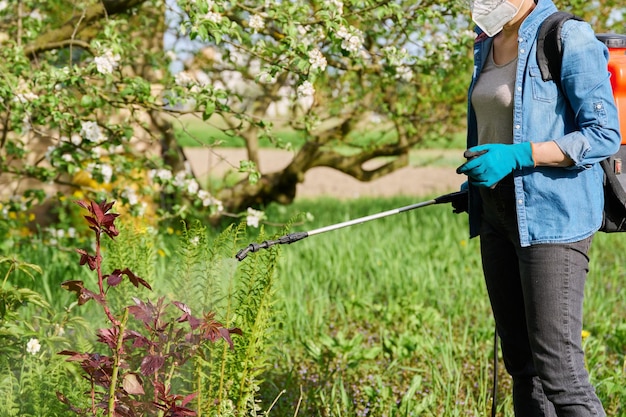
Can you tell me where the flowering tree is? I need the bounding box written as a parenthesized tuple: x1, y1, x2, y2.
(0, 0, 622, 225)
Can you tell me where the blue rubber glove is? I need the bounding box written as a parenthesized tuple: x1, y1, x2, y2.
(456, 143, 535, 188)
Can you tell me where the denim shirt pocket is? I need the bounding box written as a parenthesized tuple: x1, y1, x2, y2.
(528, 65, 559, 103)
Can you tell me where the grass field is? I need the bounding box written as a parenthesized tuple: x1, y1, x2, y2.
(4, 196, 625, 416)
(170, 114, 467, 150)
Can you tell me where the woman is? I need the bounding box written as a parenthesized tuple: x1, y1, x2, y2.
(456, 0, 622, 416)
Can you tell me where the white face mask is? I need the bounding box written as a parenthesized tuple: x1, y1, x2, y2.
(470, 0, 524, 37)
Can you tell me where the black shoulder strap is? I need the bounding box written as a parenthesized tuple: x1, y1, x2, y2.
(536, 11, 584, 83)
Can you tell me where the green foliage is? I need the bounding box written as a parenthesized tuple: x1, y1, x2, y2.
(1, 195, 625, 415)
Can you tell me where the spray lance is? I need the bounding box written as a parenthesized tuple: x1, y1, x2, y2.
(235, 189, 468, 261)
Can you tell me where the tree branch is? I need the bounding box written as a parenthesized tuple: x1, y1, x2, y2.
(24, 0, 148, 57)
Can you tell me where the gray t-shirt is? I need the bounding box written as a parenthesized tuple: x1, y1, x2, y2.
(471, 46, 517, 145)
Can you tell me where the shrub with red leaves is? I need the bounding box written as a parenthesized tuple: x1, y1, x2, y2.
(57, 200, 242, 417)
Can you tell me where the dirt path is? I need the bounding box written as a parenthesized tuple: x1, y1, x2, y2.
(184, 148, 466, 199)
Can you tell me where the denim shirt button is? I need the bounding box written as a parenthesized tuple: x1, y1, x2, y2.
(515, 124, 521, 129)
(520, 49, 525, 54)
(518, 199, 523, 205)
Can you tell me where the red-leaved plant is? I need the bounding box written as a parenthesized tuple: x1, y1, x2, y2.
(56, 200, 242, 417)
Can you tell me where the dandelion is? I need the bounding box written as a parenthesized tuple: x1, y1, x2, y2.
(26, 338, 41, 355)
(581, 330, 591, 340)
(246, 207, 265, 228)
(249, 14, 265, 31)
(308, 48, 327, 72)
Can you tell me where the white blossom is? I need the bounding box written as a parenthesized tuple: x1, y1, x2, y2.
(257, 71, 276, 84)
(45, 145, 57, 161)
(26, 338, 41, 355)
(198, 189, 212, 206)
(326, 0, 343, 15)
(249, 15, 265, 31)
(186, 179, 199, 195)
(122, 187, 139, 205)
(246, 207, 264, 228)
(173, 171, 187, 188)
(308, 49, 327, 72)
(22, 114, 32, 133)
(94, 50, 121, 75)
(0, 1, 8, 11)
(336, 25, 363, 54)
(15, 91, 38, 103)
(86, 163, 113, 184)
(396, 65, 414, 82)
(297, 81, 315, 97)
(165, 50, 178, 61)
(203, 11, 222, 23)
(80, 121, 107, 143)
(29, 10, 43, 21)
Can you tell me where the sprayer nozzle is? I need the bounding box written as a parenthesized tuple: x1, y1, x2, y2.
(235, 248, 250, 261)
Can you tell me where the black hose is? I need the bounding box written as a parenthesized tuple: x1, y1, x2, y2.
(491, 328, 499, 417)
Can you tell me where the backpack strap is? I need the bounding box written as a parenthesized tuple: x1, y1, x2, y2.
(536, 11, 583, 83)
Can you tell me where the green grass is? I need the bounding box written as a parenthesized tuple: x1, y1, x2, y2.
(3, 196, 625, 416)
(171, 115, 467, 150)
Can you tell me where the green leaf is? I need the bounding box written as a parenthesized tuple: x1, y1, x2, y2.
(202, 101, 216, 120)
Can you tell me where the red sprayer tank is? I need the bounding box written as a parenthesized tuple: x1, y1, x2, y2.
(597, 34, 626, 144)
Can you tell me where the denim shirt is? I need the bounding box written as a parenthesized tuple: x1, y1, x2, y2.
(467, 0, 622, 247)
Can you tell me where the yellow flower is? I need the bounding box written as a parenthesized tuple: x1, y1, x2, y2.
(8, 211, 16, 220)
(581, 330, 591, 340)
(157, 249, 166, 257)
(28, 213, 35, 221)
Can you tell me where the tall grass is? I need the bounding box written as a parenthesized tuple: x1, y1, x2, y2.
(253, 196, 626, 416)
(2, 195, 625, 416)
